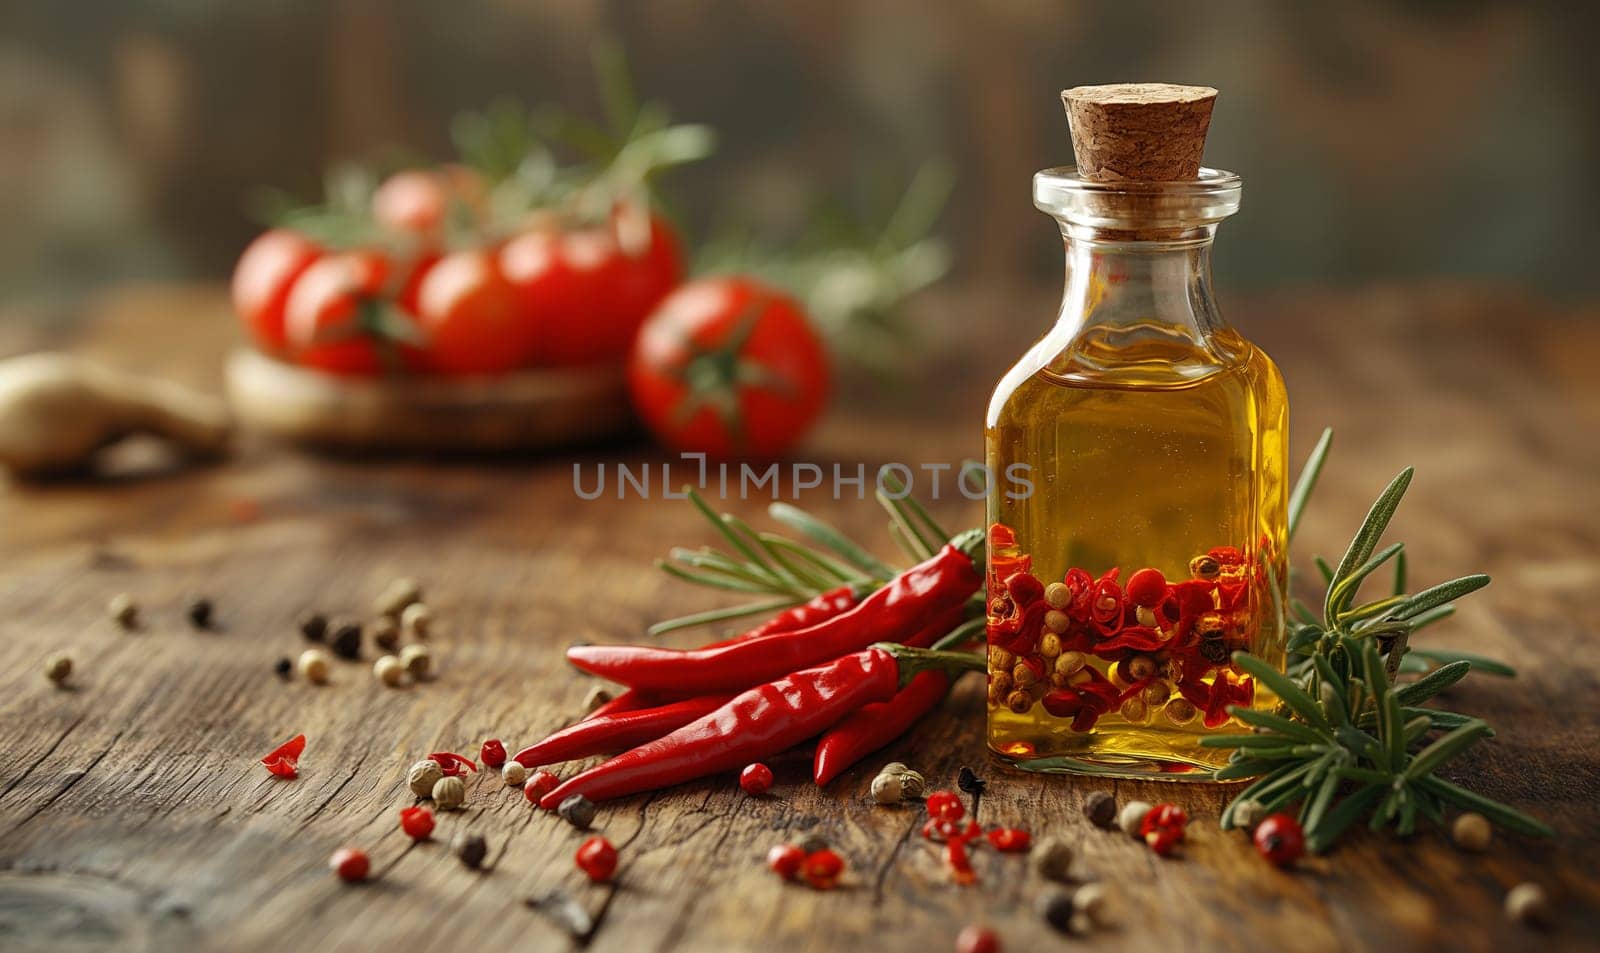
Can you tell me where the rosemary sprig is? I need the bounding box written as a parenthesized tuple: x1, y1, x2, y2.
(649, 466, 973, 636)
(1211, 428, 1551, 849)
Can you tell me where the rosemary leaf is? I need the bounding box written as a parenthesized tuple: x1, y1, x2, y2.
(1233, 653, 1330, 731)
(1287, 427, 1333, 543)
(1226, 706, 1328, 745)
(646, 596, 803, 636)
(1394, 659, 1472, 705)
(1330, 467, 1413, 599)
(1392, 574, 1491, 622)
(655, 560, 780, 594)
(767, 503, 897, 578)
(1403, 719, 1492, 782)
(1407, 648, 1516, 678)
(1306, 784, 1384, 852)
(1416, 775, 1554, 838)
(1328, 542, 1405, 620)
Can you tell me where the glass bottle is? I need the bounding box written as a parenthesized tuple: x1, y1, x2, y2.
(983, 158, 1288, 778)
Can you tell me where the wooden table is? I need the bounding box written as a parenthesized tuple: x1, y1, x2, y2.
(1, 283, 1596, 952)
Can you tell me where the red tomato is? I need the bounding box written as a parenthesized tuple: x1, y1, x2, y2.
(500, 209, 683, 367)
(232, 229, 321, 353)
(372, 165, 487, 238)
(413, 248, 535, 375)
(283, 251, 395, 376)
(628, 277, 828, 458)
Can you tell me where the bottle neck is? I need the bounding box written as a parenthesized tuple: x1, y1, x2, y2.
(1041, 223, 1242, 381)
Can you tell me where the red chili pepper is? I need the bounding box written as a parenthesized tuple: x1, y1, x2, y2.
(540, 646, 981, 808)
(720, 584, 863, 644)
(583, 689, 654, 722)
(811, 606, 967, 785)
(261, 733, 305, 779)
(565, 539, 982, 696)
(513, 694, 734, 768)
(428, 751, 477, 776)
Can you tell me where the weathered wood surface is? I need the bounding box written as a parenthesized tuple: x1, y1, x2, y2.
(0, 283, 1596, 953)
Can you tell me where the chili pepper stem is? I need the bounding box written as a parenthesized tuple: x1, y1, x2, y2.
(877, 643, 986, 688)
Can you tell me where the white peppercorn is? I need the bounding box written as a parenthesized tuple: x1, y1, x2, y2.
(1073, 882, 1111, 928)
(432, 774, 466, 810)
(108, 593, 138, 629)
(44, 653, 73, 684)
(870, 772, 903, 804)
(399, 644, 432, 679)
(400, 602, 432, 640)
(880, 762, 907, 775)
(407, 759, 443, 797)
(1451, 812, 1492, 852)
(1117, 801, 1153, 838)
(1232, 798, 1267, 831)
(297, 648, 331, 684)
(375, 577, 421, 618)
(371, 615, 400, 653)
(1030, 836, 1074, 882)
(897, 770, 926, 798)
(502, 761, 528, 787)
(373, 655, 405, 687)
(1505, 882, 1552, 927)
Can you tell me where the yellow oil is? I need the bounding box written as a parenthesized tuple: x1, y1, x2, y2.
(985, 322, 1288, 777)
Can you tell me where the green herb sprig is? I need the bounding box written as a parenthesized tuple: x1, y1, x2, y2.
(648, 465, 971, 636)
(1209, 428, 1552, 850)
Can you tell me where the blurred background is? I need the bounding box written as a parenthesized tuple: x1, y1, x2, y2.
(3, 0, 1599, 320)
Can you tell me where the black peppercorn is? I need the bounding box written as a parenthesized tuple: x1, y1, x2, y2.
(273, 657, 292, 679)
(329, 623, 362, 660)
(1199, 636, 1228, 664)
(1084, 790, 1117, 829)
(1036, 890, 1078, 934)
(454, 833, 489, 870)
(299, 613, 328, 643)
(558, 794, 596, 830)
(957, 766, 987, 796)
(187, 598, 214, 630)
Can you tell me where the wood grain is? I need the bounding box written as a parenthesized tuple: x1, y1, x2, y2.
(0, 282, 1596, 952)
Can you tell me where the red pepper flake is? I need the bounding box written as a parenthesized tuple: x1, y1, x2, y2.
(766, 843, 805, 880)
(946, 838, 977, 885)
(428, 751, 478, 776)
(329, 847, 369, 882)
(261, 733, 306, 779)
(926, 790, 965, 823)
(1125, 567, 1167, 608)
(1141, 803, 1188, 855)
(479, 739, 506, 770)
(399, 805, 435, 841)
(801, 848, 845, 889)
(956, 925, 1001, 953)
(986, 827, 1031, 853)
(575, 836, 619, 882)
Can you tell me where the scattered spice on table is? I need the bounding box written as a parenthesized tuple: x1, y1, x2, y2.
(372, 616, 400, 653)
(108, 593, 138, 629)
(432, 775, 466, 810)
(428, 751, 477, 777)
(1253, 814, 1304, 867)
(1030, 837, 1073, 882)
(1140, 803, 1187, 856)
(528, 889, 595, 940)
(1073, 883, 1112, 929)
(767, 843, 806, 879)
(400, 644, 432, 679)
(299, 613, 327, 643)
(44, 653, 72, 685)
(801, 848, 845, 889)
(329, 622, 362, 660)
(502, 761, 528, 787)
(373, 655, 404, 687)
(1451, 812, 1491, 852)
(297, 649, 331, 684)
(273, 656, 292, 679)
(399, 806, 434, 840)
(330, 847, 369, 883)
(739, 763, 773, 795)
(480, 739, 507, 770)
(1505, 883, 1552, 928)
(1037, 890, 1077, 934)
(986, 827, 1030, 853)
(956, 925, 1001, 953)
(454, 832, 489, 870)
(186, 598, 214, 630)
(557, 794, 596, 829)
(1117, 801, 1152, 838)
(575, 836, 618, 882)
(408, 759, 444, 797)
(375, 578, 421, 618)
(401, 602, 432, 640)
(261, 733, 306, 779)
(1083, 791, 1117, 829)
(524, 770, 559, 803)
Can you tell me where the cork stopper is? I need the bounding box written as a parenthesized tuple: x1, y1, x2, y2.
(1062, 84, 1217, 182)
